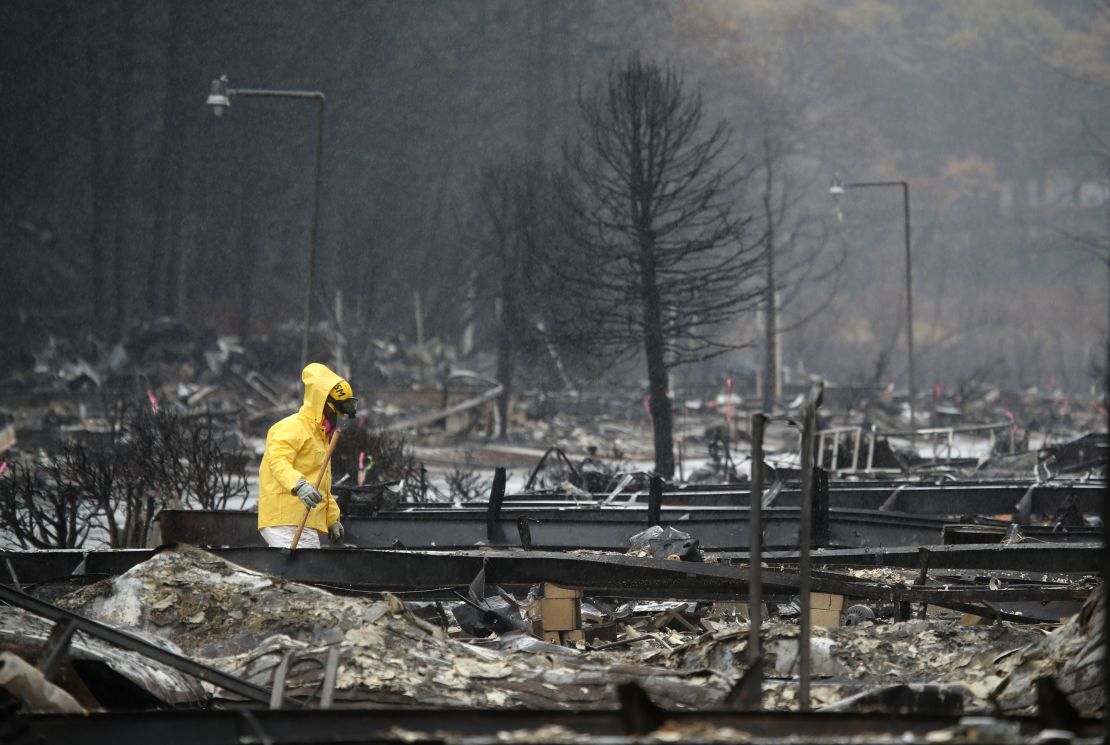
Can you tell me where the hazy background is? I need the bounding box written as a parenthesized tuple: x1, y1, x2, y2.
(2, 0, 1107, 395)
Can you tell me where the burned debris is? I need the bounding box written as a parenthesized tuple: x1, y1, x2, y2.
(6, 0, 1110, 740)
(0, 323, 1106, 744)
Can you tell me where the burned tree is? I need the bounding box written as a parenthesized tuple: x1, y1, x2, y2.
(557, 58, 761, 477)
(469, 161, 557, 439)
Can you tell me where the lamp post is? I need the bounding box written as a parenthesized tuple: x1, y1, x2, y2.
(830, 175, 916, 427)
(207, 75, 325, 370)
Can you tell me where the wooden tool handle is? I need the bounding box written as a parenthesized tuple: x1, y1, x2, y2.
(289, 429, 341, 551)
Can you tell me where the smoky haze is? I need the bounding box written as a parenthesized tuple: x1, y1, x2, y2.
(1, 0, 1107, 395)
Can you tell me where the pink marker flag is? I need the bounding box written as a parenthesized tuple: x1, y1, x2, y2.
(146, 389, 160, 413)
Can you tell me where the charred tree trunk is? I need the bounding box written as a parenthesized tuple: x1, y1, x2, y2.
(639, 252, 675, 478)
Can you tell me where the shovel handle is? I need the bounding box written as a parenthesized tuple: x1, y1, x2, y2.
(289, 430, 341, 551)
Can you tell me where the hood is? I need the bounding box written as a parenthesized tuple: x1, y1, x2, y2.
(300, 363, 347, 426)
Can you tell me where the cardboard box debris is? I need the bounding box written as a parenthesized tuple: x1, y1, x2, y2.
(811, 592, 845, 611)
(960, 613, 991, 626)
(811, 592, 844, 628)
(543, 582, 583, 599)
(539, 597, 581, 632)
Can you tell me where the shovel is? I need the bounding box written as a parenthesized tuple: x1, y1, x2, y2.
(283, 429, 341, 554)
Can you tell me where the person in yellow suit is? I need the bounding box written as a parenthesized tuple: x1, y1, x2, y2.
(258, 363, 356, 548)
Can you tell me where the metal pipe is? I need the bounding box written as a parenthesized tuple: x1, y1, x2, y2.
(301, 95, 325, 370)
(797, 380, 823, 711)
(867, 425, 876, 472)
(748, 413, 766, 668)
(833, 180, 914, 427)
(208, 80, 326, 371)
(851, 427, 862, 471)
(901, 181, 915, 429)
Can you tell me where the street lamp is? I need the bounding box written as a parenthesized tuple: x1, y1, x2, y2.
(830, 174, 917, 427)
(207, 75, 326, 370)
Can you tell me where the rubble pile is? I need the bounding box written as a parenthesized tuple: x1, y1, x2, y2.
(0, 325, 1105, 740)
(990, 587, 1105, 715)
(603, 611, 1056, 712)
(52, 546, 1105, 717)
(58, 546, 727, 709)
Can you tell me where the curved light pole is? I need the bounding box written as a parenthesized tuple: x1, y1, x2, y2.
(207, 75, 325, 370)
(830, 175, 916, 427)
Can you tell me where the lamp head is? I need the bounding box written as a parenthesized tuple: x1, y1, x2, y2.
(206, 75, 230, 117)
(829, 174, 845, 222)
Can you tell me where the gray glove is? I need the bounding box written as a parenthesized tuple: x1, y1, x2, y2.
(293, 478, 322, 509)
(328, 521, 345, 544)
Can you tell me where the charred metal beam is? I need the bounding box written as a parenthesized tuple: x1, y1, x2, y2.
(159, 507, 1099, 551)
(21, 701, 1105, 744)
(812, 467, 830, 547)
(491, 480, 1105, 517)
(647, 475, 662, 527)
(487, 467, 506, 543)
(750, 542, 1104, 573)
(37, 618, 77, 682)
(1, 542, 1101, 596)
(24, 546, 1082, 611)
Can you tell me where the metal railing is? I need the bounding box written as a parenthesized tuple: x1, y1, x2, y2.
(816, 421, 1017, 473)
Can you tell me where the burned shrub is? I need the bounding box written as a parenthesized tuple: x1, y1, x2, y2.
(444, 453, 493, 502)
(127, 408, 249, 510)
(333, 423, 425, 501)
(0, 456, 95, 549)
(0, 404, 249, 548)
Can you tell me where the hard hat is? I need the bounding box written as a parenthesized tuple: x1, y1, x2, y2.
(328, 379, 358, 418)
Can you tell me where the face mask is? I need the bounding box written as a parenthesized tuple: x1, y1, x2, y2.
(328, 396, 357, 418)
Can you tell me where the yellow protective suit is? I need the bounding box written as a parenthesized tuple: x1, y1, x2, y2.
(257, 363, 346, 534)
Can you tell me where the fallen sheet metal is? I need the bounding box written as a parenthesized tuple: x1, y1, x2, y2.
(0, 606, 207, 708)
(0, 579, 274, 706)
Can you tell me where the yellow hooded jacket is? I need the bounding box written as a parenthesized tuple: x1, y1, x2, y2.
(257, 363, 344, 533)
